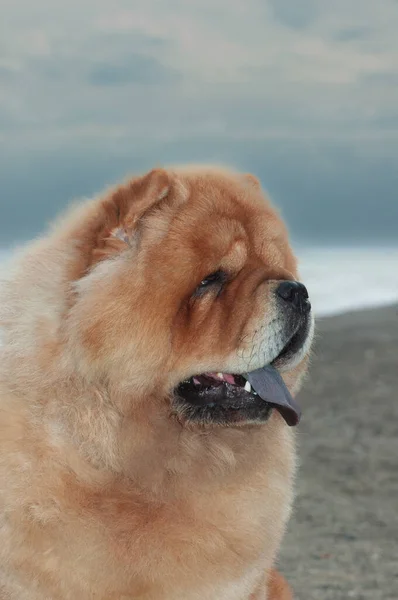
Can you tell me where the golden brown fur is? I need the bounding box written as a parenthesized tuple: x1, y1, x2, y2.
(0, 166, 312, 598)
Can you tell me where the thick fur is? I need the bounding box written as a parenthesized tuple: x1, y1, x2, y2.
(0, 166, 312, 599)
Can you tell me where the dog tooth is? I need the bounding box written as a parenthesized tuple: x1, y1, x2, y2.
(244, 381, 251, 392)
(217, 373, 224, 379)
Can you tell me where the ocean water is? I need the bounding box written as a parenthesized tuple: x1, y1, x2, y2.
(0, 246, 397, 318)
(296, 246, 398, 317)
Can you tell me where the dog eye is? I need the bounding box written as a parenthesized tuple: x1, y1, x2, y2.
(194, 270, 227, 296)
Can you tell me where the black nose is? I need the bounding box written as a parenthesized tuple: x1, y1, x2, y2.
(276, 281, 311, 313)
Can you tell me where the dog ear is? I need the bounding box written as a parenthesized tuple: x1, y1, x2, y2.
(242, 173, 261, 190)
(91, 168, 170, 264)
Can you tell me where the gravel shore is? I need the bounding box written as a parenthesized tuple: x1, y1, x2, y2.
(280, 304, 398, 600)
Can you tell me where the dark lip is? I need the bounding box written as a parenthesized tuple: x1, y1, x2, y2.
(176, 376, 251, 407)
(173, 379, 274, 426)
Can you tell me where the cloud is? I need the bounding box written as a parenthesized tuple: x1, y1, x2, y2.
(0, 65, 15, 82)
(0, 0, 397, 244)
(363, 71, 398, 87)
(333, 27, 372, 42)
(268, 0, 317, 29)
(87, 54, 181, 87)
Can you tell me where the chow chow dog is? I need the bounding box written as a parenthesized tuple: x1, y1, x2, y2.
(0, 165, 314, 599)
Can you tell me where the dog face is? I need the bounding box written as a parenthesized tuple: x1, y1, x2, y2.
(65, 166, 314, 427)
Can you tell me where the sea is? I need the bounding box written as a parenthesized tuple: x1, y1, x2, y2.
(1, 245, 397, 318)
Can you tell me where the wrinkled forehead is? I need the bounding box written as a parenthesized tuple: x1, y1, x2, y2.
(145, 169, 296, 275)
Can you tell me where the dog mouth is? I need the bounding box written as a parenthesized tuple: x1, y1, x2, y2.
(174, 317, 311, 427)
(176, 367, 300, 426)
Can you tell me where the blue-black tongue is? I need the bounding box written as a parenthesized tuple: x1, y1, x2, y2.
(244, 365, 301, 427)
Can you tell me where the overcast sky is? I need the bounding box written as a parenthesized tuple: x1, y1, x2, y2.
(1, 0, 397, 246)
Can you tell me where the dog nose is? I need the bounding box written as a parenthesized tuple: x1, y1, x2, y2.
(276, 281, 311, 313)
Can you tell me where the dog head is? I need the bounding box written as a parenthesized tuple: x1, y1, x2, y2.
(58, 166, 314, 427)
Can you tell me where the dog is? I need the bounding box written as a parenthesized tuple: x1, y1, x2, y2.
(0, 165, 314, 599)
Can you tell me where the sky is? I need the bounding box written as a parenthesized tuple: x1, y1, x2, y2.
(1, 0, 397, 246)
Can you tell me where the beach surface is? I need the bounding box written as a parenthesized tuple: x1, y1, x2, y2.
(280, 304, 398, 600)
